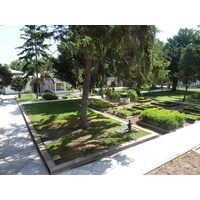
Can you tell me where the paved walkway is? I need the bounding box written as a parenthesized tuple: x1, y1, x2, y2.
(0, 95, 49, 175)
(57, 122, 200, 175)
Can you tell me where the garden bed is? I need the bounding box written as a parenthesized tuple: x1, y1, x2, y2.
(107, 107, 141, 118)
(151, 100, 180, 107)
(132, 104, 162, 110)
(137, 97, 152, 103)
(183, 105, 200, 113)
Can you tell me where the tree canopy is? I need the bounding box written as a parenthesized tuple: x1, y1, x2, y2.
(165, 28, 199, 91)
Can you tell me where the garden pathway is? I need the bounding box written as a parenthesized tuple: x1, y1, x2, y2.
(0, 95, 49, 175)
(57, 116, 200, 175)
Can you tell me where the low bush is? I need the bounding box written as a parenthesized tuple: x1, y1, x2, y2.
(105, 89, 120, 102)
(127, 90, 138, 102)
(183, 105, 200, 112)
(137, 97, 151, 102)
(132, 104, 162, 110)
(89, 99, 114, 108)
(139, 109, 185, 130)
(179, 111, 200, 121)
(42, 93, 58, 100)
(151, 101, 180, 107)
(110, 107, 141, 118)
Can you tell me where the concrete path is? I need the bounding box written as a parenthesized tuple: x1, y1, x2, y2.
(0, 95, 49, 175)
(57, 121, 200, 175)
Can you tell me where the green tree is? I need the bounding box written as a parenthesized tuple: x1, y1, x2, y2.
(9, 60, 26, 71)
(178, 44, 200, 101)
(10, 76, 27, 98)
(53, 25, 156, 128)
(16, 25, 51, 98)
(149, 39, 170, 89)
(0, 64, 13, 88)
(165, 28, 199, 91)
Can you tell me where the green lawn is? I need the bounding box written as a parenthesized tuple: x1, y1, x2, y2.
(142, 89, 200, 105)
(18, 93, 41, 102)
(23, 99, 151, 164)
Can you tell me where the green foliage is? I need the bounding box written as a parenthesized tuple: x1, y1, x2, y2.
(10, 76, 27, 98)
(137, 97, 151, 102)
(183, 105, 200, 112)
(151, 100, 180, 107)
(112, 107, 141, 118)
(132, 104, 162, 110)
(0, 64, 13, 88)
(127, 90, 138, 102)
(89, 98, 114, 108)
(42, 93, 58, 100)
(165, 28, 199, 91)
(139, 109, 185, 130)
(105, 89, 120, 102)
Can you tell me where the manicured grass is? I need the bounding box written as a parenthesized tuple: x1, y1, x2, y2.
(18, 93, 41, 102)
(142, 89, 200, 104)
(23, 99, 151, 164)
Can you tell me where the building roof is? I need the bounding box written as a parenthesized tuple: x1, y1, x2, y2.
(9, 69, 24, 75)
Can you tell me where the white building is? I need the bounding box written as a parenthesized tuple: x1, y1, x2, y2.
(0, 69, 69, 95)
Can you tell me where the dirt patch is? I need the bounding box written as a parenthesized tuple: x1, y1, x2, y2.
(146, 149, 200, 175)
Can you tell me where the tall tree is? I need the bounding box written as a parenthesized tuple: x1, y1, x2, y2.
(0, 64, 13, 88)
(165, 28, 199, 91)
(16, 25, 52, 98)
(178, 44, 200, 101)
(53, 25, 156, 128)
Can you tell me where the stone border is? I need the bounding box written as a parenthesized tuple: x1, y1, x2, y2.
(16, 97, 159, 175)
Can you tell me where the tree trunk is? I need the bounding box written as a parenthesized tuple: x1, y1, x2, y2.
(79, 59, 92, 129)
(171, 78, 178, 92)
(183, 84, 190, 102)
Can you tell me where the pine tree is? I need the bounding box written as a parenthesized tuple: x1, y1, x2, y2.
(16, 25, 51, 98)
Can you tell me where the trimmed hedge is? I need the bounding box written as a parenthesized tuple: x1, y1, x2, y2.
(183, 105, 200, 112)
(139, 109, 185, 130)
(132, 104, 162, 110)
(151, 101, 180, 107)
(89, 99, 114, 108)
(179, 111, 200, 122)
(42, 93, 58, 100)
(137, 97, 151, 102)
(108, 107, 141, 118)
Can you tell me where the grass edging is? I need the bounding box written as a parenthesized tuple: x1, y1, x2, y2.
(17, 98, 159, 175)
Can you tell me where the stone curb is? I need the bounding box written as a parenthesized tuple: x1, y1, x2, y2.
(17, 97, 159, 175)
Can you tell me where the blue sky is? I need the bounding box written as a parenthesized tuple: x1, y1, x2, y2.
(0, 25, 198, 65)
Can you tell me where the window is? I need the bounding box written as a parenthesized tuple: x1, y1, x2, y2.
(56, 83, 65, 91)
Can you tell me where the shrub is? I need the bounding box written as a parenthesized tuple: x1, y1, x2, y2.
(105, 89, 120, 102)
(151, 101, 180, 107)
(42, 93, 58, 100)
(127, 90, 138, 102)
(139, 109, 185, 130)
(137, 97, 151, 102)
(183, 105, 200, 112)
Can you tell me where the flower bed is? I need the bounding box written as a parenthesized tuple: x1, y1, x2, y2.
(137, 97, 152, 102)
(132, 104, 162, 110)
(151, 100, 180, 107)
(139, 109, 185, 130)
(183, 105, 200, 112)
